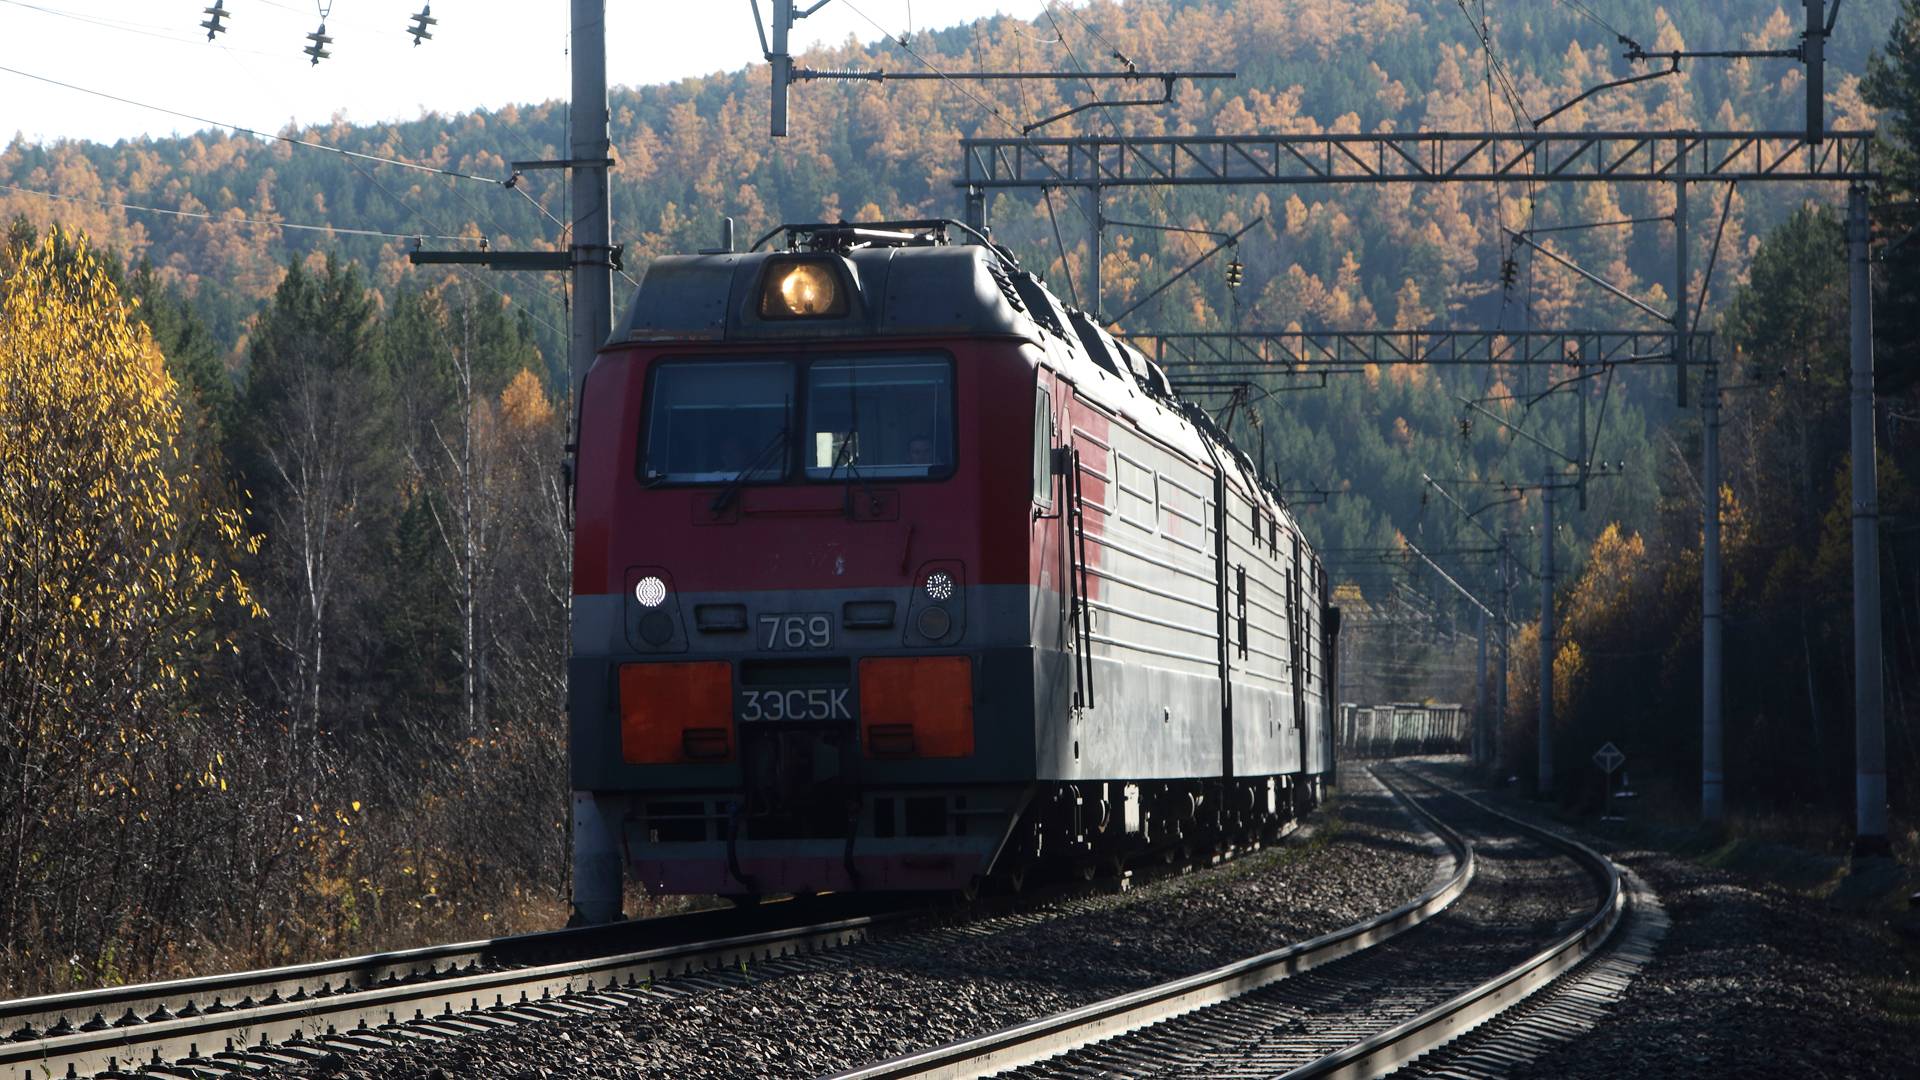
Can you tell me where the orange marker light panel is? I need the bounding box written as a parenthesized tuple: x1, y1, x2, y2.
(619, 661, 733, 763)
(859, 657, 974, 758)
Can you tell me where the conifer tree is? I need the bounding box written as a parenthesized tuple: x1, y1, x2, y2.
(240, 254, 386, 745)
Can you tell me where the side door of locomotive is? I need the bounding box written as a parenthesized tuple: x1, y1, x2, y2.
(1032, 365, 1116, 777)
(1055, 377, 1108, 719)
(1029, 366, 1070, 654)
(1028, 364, 1083, 782)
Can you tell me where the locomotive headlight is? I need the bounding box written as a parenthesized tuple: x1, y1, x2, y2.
(634, 575, 669, 608)
(760, 259, 847, 318)
(924, 571, 955, 602)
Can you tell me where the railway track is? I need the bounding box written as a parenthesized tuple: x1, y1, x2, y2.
(7, 767, 1598, 1079)
(832, 765, 1625, 1079)
(2, 815, 1311, 1079)
(1, 895, 911, 1080)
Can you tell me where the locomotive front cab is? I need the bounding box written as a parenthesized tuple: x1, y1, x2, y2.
(632, 345, 968, 822)
(571, 227, 1047, 899)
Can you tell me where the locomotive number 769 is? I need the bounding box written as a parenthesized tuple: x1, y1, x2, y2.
(759, 613, 832, 650)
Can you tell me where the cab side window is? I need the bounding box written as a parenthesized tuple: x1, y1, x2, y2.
(1033, 386, 1054, 506)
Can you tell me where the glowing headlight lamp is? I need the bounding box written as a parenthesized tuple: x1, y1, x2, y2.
(759, 258, 848, 319)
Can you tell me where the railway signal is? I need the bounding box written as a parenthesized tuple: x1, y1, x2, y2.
(1593, 742, 1627, 820)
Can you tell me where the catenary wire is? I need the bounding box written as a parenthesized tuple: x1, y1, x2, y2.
(1039, 1, 1178, 303)
(1, 173, 572, 343)
(1041, 185, 1081, 308)
(836, 0, 1026, 135)
(329, 150, 571, 342)
(1549, 0, 1633, 43)
(187, 10, 573, 333)
(0, 181, 482, 243)
(1450, 1, 1533, 129)
(1049, 0, 1132, 65)
(0, 62, 511, 185)
(0, 0, 272, 52)
(1042, 1, 1127, 136)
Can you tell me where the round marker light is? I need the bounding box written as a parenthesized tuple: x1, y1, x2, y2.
(634, 575, 669, 608)
(924, 571, 955, 602)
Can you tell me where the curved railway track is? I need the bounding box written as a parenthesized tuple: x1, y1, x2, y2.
(832, 765, 1624, 1080)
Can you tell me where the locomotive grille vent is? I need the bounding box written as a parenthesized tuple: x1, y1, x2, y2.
(988, 264, 1026, 313)
(1006, 270, 1072, 345)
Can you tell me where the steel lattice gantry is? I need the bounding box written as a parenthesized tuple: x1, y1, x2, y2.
(958, 129, 1875, 195)
(1120, 328, 1713, 371)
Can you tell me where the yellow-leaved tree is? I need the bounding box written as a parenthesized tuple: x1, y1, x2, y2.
(0, 229, 260, 988)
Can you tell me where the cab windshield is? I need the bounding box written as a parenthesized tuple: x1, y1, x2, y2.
(642, 361, 790, 484)
(640, 354, 953, 485)
(805, 357, 952, 480)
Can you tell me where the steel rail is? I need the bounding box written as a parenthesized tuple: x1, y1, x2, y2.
(826, 767, 1476, 1080)
(3, 909, 889, 1080)
(1, 926, 588, 1043)
(0, 894, 896, 1045)
(1278, 770, 1625, 1080)
(4, 823, 1323, 1079)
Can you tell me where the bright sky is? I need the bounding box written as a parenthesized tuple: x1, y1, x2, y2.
(0, 1, 1028, 145)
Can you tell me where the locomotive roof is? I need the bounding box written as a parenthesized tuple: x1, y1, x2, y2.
(617, 243, 1046, 347)
(613, 226, 1312, 555)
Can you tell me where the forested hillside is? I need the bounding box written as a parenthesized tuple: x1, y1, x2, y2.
(0, 1, 1897, 569)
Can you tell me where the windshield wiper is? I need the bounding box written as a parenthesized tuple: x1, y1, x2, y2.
(824, 422, 888, 520)
(709, 426, 787, 514)
(710, 399, 791, 514)
(824, 370, 885, 520)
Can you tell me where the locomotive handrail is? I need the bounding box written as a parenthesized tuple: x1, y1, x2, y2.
(1068, 446, 1096, 709)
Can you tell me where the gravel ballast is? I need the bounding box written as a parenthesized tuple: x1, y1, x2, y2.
(1413, 758, 1920, 1079)
(1006, 775, 1604, 1077)
(271, 771, 1436, 1079)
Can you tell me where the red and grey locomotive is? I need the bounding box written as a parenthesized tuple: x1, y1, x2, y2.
(567, 220, 1336, 915)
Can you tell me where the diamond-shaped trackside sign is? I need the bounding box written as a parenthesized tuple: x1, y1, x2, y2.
(1593, 742, 1626, 774)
